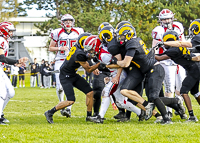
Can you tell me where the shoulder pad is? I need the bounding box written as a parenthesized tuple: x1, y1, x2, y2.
(49, 28, 63, 42)
(173, 21, 184, 34)
(152, 26, 165, 40)
(107, 38, 120, 56)
(72, 27, 84, 35)
(125, 38, 141, 50)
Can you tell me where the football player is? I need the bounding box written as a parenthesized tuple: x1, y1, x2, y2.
(0, 22, 28, 125)
(95, 25, 144, 123)
(107, 24, 187, 124)
(44, 33, 102, 124)
(91, 22, 112, 117)
(155, 30, 200, 122)
(49, 14, 84, 118)
(152, 9, 186, 118)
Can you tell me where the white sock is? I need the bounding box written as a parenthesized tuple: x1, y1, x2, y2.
(99, 96, 110, 118)
(2, 97, 10, 112)
(0, 98, 4, 118)
(125, 101, 141, 116)
(56, 90, 64, 102)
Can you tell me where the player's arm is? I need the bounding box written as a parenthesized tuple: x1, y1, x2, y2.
(152, 39, 160, 54)
(0, 47, 28, 65)
(155, 54, 171, 61)
(106, 54, 122, 69)
(78, 61, 100, 73)
(49, 39, 69, 52)
(163, 41, 192, 48)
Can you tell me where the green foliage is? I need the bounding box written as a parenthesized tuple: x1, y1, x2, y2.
(23, 0, 200, 47)
(1, 73, 200, 142)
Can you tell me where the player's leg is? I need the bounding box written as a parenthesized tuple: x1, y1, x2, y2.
(2, 71, 15, 123)
(161, 64, 176, 118)
(145, 64, 172, 124)
(180, 74, 199, 122)
(92, 73, 108, 116)
(191, 81, 200, 105)
(44, 75, 76, 124)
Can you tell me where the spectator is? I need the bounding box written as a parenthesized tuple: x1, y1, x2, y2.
(4, 64, 11, 79)
(50, 60, 56, 88)
(40, 59, 45, 88)
(43, 62, 52, 89)
(29, 58, 40, 87)
(11, 65, 19, 88)
(19, 65, 26, 88)
(30, 64, 37, 87)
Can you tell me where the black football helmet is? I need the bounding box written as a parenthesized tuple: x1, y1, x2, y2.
(163, 30, 179, 42)
(77, 32, 92, 49)
(116, 25, 136, 43)
(98, 22, 112, 33)
(189, 19, 200, 37)
(99, 25, 115, 44)
(115, 21, 132, 30)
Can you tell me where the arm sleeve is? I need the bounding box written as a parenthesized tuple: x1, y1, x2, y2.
(0, 55, 18, 65)
(125, 49, 136, 57)
(76, 53, 87, 61)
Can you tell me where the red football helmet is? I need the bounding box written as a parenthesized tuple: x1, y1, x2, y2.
(61, 14, 75, 30)
(83, 35, 101, 53)
(158, 9, 174, 29)
(0, 22, 16, 38)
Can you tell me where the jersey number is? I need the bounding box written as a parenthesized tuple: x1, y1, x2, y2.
(139, 40, 149, 55)
(179, 47, 190, 55)
(59, 40, 77, 55)
(66, 46, 76, 60)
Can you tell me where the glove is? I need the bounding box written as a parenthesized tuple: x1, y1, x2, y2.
(99, 63, 106, 70)
(155, 42, 164, 49)
(92, 56, 100, 63)
(183, 54, 192, 60)
(110, 57, 118, 64)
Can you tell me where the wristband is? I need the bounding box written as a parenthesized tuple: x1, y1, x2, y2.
(58, 47, 61, 51)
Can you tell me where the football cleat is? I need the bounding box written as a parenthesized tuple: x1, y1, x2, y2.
(60, 109, 71, 118)
(117, 117, 130, 122)
(86, 115, 103, 123)
(160, 119, 173, 125)
(113, 112, 126, 119)
(44, 111, 54, 124)
(1, 115, 9, 123)
(167, 111, 173, 119)
(154, 116, 163, 123)
(138, 109, 146, 121)
(145, 103, 155, 120)
(185, 116, 198, 122)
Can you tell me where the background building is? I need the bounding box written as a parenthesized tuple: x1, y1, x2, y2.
(8, 17, 55, 63)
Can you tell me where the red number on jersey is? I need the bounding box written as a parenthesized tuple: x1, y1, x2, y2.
(153, 32, 157, 39)
(70, 40, 77, 48)
(1, 42, 4, 48)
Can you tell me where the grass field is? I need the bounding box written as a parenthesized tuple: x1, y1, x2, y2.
(1, 72, 200, 143)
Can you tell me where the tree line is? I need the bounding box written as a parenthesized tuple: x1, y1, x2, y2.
(1, 0, 200, 47)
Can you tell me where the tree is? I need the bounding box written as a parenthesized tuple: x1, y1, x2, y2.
(24, 0, 113, 35)
(0, 0, 26, 22)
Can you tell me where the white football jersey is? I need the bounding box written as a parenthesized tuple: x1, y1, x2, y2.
(152, 21, 184, 65)
(0, 37, 9, 68)
(99, 44, 117, 76)
(50, 27, 84, 60)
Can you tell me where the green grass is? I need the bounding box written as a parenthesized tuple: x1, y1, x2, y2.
(1, 72, 200, 143)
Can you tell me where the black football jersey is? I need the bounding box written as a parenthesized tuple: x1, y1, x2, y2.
(124, 38, 157, 74)
(60, 45, 87, 76)
(107, 38, 121, 56)
(163, 47, 196, 70)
